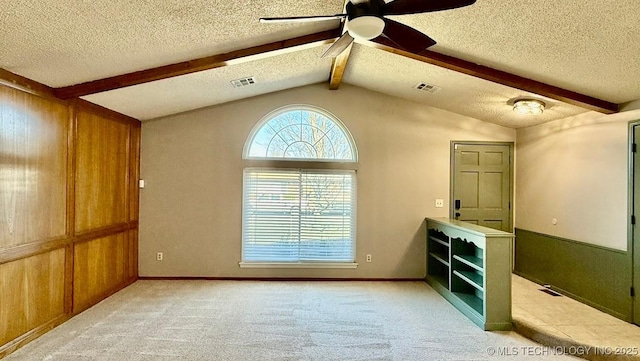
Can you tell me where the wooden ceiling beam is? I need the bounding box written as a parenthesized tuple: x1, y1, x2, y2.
(48, 24, 619, 114)
(0, 68, 57, 99)
(327, 0, 353, 90)
(328, 44, 353, 90)
(364, 38, 619, 114)
(54, 28, 342, 99)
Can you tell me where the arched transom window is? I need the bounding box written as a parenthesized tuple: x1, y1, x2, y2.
(241, 105, 358, 267)
(245, 106, 357, 161)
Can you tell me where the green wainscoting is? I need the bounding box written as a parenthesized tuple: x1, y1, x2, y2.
(514, 228, 632, 321)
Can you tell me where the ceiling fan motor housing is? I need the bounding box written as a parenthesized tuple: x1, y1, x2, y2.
(346, 0, 386, 20)
(262, 0, 477, 56)
(346, 0, 386, 40)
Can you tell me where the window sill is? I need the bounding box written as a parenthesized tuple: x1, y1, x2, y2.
(238, 262, 359, 269)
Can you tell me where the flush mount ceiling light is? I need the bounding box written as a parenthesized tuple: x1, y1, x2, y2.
(513, 99, 546, 115)
(347, 16, 385, 40)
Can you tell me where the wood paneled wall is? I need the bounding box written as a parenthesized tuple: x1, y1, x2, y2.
(0, 76, 140, 358)
(0, 86, 68, 248)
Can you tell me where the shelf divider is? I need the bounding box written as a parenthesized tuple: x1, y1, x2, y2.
(429, 236, 449, 248)
(453, 270, 483, 291)
(453, 254, 483, 272)
(429, 252, 449, 267)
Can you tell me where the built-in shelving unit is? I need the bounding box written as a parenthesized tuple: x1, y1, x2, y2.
(425, 217, 514, 331)
(427, 230, 450, 289)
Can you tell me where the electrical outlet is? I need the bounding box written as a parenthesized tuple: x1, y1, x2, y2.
(366, 254, 372, 263)
(156, 252, 163, 261)
(435, 199, 444, 208)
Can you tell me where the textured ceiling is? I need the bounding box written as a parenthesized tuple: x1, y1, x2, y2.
(343, 45, 588, 128)
(83, 47, 333, 120)
(2, 0, 640, 128)
(392, 0, 640, 104)
(0, 0, 342, 86)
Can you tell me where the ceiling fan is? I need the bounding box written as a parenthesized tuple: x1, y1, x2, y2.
(260, 0, 476, 58)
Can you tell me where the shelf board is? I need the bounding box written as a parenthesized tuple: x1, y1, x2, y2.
(429, 252, 449, 267)
(453, 270, 484, 291)
(453, 254, 483, 272)
(429, 236, 449, 248)
(428, 274, 449, 289)
(453, 292, 484, 316)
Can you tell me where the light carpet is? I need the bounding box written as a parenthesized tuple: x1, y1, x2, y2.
(5, 280, 581, 360)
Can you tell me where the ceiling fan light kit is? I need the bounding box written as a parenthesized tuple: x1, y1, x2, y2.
(347, 16, 385, 40)
(513, 99, 545, 115)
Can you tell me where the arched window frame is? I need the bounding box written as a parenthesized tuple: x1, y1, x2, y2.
(240, 105, 359, 268)
(243, 104, 358, 170)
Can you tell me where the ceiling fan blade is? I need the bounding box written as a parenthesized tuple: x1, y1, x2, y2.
(321, 32, 355, 58)
(259, 14, 346, 23)
(382, 18, 436, 53)
(384, 0, 476, 15)
(372, 34, 404, 49)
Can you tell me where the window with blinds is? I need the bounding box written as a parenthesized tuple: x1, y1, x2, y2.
(241, 105, 358, 265)
(243, 169, 356, 262)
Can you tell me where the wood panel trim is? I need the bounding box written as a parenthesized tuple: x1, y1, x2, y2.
(123, 232, 130, 286)
(0, 222, 139, 265)
(0, 68, 57, 100)
(72, 277, 136, 315)
(129, 126, 141, 222)
(0, 280, 134, 358)
(121, 124, 133, 281)
(0, 236, 70, 265)
(64, 101, 77, 315)
(125, 125, 141, 281)
(364, 38, 619, 114)
(123, 128, 132, 222)
(0, 69, 142, 126)
(67, 102, 77, 239)
(0, 314, 68, 359)
(53, 29, 342, 99)
(72, 98, 140, 125)
(131, 236, 139, 282)
(72, 222, 139, 245)
(63, 245, 74, 315)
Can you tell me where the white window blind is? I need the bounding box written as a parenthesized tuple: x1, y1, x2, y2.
(242, 168, 355, 262)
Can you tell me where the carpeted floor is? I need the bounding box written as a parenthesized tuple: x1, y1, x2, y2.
(5, 280, 581, 360)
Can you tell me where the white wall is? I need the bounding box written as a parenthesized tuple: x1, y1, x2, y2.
(138, 83, 515, 277)
(516, 109, 640, 250)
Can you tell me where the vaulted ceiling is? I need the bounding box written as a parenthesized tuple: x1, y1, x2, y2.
(2, 0, 639, 128)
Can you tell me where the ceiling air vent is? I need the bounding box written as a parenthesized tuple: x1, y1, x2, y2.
(415, 82, 441, 93)
(231, 77, 256, 88)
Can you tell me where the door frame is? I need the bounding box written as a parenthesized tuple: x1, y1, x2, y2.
(628, 120, 640, 325)
(450, 141, 515, 232)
